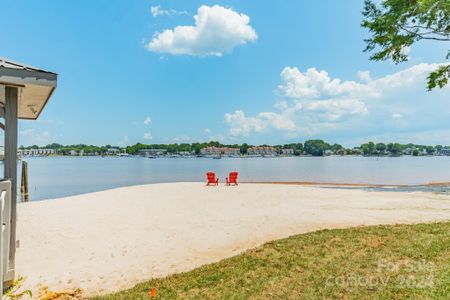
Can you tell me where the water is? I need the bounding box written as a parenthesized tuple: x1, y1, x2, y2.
(11, 156, 450, 201)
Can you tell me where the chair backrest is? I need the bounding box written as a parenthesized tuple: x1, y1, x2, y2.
(207, 172, 216, 180)
(229, 172, 238, 180)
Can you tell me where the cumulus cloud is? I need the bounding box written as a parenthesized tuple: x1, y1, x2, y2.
(143, 132, 153, 140)
(147, 5, 257, 57)
(172, 135, 193, 142)
(151, 6, 187, 17)
(357, 70, 372, 82)
(19, 129, 53, 145)
(224, 110, 265, 137)
(225, 63, 443, 138)
(144, 116, 152, 126)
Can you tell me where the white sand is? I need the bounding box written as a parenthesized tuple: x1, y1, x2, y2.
(15, 182, 450, 296)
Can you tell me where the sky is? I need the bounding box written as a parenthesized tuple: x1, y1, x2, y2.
(1, 0, 449, 147)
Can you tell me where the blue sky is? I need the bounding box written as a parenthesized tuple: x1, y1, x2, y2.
(1, 0, 449, 147)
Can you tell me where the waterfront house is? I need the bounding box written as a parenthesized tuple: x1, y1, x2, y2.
(281, 148, 294, 156)
(138, 149, 167, 157)
(247, 146, 278, 156)
(68, 150, 78, 156)
(107, 148, 120, 156)
(200, 146, 240, 157)
(352, 148, 362, 155)
(336, 148, 346, 156)
(324, 150, 333, 156)
(438, 148, 450, 156)
(403, 148, 413, 155)
(20, 148, 56, 156)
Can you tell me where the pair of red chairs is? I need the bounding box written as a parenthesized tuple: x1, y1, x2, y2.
(206, 172, 238, 186)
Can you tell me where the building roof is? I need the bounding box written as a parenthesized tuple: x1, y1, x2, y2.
(0, 57, 57, 120)
(0, 57, 57, 74)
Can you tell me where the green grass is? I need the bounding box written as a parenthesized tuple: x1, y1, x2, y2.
(92, 222, 450, 300)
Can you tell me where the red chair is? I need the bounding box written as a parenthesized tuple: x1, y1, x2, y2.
(206, 172, 219, 186)
(226, 172, 238, 186)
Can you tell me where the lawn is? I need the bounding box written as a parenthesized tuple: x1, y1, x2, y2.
(92, 222, 450, 299)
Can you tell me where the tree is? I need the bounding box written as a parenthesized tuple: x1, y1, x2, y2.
(376, 142, 387, 153)
(362, 0, 450, 90)
(361, 143, 370, 155)
(391, 143, 403, 155)
(304, 140, 330, 156)
(368, 141, 375, 155)
(331, 143, 343, 152)
(240, 143, 250, 155)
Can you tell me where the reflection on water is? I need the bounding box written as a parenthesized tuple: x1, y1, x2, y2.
(10, 155, 450, 201)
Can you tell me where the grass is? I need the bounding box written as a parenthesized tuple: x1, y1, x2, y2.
(92, 222, 450, 300)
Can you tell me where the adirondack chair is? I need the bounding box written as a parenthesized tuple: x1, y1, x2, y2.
(226, 172, 238, 186)
(206, 172, 219, 186)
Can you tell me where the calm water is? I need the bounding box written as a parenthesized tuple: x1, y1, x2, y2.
(8, 156, 450, 201)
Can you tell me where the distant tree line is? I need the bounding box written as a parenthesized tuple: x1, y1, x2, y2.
(19, 140, 448, 157)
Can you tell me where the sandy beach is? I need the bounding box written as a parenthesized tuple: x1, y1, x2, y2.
(15, 182, 450, 297)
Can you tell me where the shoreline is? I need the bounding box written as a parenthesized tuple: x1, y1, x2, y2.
(31, 181, 450, 203)
(245, 181, 450, 188)
(16, 182, 450, 296)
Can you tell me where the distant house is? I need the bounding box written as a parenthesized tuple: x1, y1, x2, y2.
(138, 149, 167, 157)
(403, 148, 413, 155)
(21, 148, 56, 156)
(247, 146, 278, 156)
(281, 148, 294, 156)
(336, 148, 346, 156)
(324, 150, 333, 156)
(68, 150, 78, 156)
(200, 147, 240, 157)
(352, 148, 362, 155)
(438, 148, 450, 156)
(107, 148, 120, 156)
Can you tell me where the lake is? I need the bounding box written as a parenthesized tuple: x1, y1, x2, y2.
(8, 156, 450, 201)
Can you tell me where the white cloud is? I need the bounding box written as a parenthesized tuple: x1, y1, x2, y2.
(258, 112, 297, 131)
(144, 116, 152, 126)
(302, 99, 368, 121)
(147, 5, 257, 57)
(172, 135, 193, 142)
(19, 129, 36, 137)
(225, 63, 444, 138)
(204, 128, 211, 133)
(357, 70, 372, 82)
(19, 129, 53, 145)
(277, 63, 439, 100)
(151, 6, 187, 17)
(143, 132, 153, 140)
(224, 110, 264, 137)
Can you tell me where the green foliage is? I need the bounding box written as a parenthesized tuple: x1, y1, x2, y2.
(240, 143, 250, 155)
(2, 277, 32, 300)
(20, 141, 447, 157)
(376, 142, 387, 153)
(428, 63, 450, 89)
(304, 139, 331, 156)
(93, 222, 450, 300)
(282, 143, 304, 155)
(362, 0, 450, 89)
